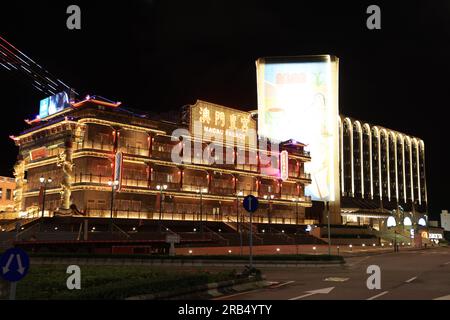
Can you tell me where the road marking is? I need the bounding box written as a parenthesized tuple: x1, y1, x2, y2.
(405, 276, 417, 283)
(212, 289, 261, 300)
(289, 287, 335, 300)
(324, 277, 349, 282)
(270, 280, 295, 288)
(444, 262, 450, 265)
(347, 256, 371, 267)
(434, 295, 450, 300)
(367, 291, 389, 300)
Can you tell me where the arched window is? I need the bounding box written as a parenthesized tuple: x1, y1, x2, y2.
(371, 128, 380, 199)
(419, 142, 426, 204)
(404, 139, 412, 201)
(353, 122, 362, 197)
(389, 133, 397, 201)
(397, 136, 405, 203)
(343, 120, 352, 196)
(363, 125, 371, 198)
(380, 131, 389, 198)
(412, 141, 419, 201)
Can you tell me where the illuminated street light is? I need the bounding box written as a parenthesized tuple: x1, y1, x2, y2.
(196, 188, 208, 233)
(156, 184, 168, 231)
(108, 180, 119, 234)
(236, 190, 244, 256)
(39, 176, 52, 231)
(264, 194, 275, 232)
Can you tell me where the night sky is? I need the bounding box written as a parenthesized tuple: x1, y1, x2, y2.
(1, 1, 448, 220)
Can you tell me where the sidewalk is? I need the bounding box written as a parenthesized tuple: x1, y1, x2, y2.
(176, 243, 434, 257)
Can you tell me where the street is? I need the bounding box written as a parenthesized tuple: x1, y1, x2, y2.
(215, 247, 450, 300)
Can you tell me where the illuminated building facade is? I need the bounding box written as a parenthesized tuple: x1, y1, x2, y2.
(0, 176, 15, 212)
(10, 98, 316, 227)
(338, 116, 428, 229)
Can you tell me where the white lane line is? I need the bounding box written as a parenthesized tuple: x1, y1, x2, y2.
(367, 291, 389, 300)
(405, 276, 418, 283)
(434, 294, 450, 300)
(212, 289, 260, 300)
(289, 287, 335, 300)
(324, 277, 349, 282)
(270, 280, 295, 288)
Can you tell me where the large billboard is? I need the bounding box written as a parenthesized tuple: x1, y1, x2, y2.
(39, 91, 69, 118)
(256, 55, 339, 201)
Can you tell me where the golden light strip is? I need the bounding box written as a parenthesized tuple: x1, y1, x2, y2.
(26, 149, 310, 185)
(68, 184, 312, 206)
(15, 120, 79, 140)
(77, 118, 166, 135)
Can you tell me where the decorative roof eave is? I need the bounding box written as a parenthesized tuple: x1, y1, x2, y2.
(72, 98, 122, 109)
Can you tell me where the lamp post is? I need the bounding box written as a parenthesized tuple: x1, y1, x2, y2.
(236, 191, 244, 255)
(292, 197, 300, 255)
(263, 194, 274, 232)
(326, 201, 331, 256)
(156, 184, 168, 232)
(39, 176, 52, 232)
(196, 188, 208, 233)
(108, 180, 119, 234)
(387, 216, 398, 252)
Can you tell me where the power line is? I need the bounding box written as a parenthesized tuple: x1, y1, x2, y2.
(0, 35, 78, 97)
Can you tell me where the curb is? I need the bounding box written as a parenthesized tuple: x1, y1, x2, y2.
(126, 279, 271, 300)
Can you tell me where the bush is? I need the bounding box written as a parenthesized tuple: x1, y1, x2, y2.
(16, 265, 241, 300)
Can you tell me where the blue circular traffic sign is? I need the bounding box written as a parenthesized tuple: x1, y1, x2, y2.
(0, 247, 30, 282)
(243, 195, 259, 213)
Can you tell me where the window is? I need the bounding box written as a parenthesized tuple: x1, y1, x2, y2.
(6, 189, 12, 200)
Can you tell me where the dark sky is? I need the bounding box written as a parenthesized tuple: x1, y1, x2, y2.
(1, 0, 448, 219)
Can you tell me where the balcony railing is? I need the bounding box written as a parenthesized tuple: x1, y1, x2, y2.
(71, 173, 311, 202)
(76, 209, 315, 225)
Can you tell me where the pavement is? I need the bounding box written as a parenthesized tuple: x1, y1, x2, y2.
(214, 246, 450, 300)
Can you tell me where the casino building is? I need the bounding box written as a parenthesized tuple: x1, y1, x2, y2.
(9, 96, 428, 234)
(10, 98, 316, 230)
(338, 116, 428, 230)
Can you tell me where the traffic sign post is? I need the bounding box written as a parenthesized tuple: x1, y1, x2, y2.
(0, 247, 30, 300)
(243, 195, 259, 270)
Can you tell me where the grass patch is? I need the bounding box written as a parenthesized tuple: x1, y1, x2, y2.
(15, 265, 242, 300)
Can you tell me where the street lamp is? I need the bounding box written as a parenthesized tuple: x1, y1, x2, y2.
(156, 184, 168, 232)
(292, 197, 300, 255)
(196, 188, 208, 233)
(39, 176, 52, 232)
(236, 191, 244, 255)
(108, 180, 119, 234)
(387, 215, 398, 252)
(263, 194, 275, 232)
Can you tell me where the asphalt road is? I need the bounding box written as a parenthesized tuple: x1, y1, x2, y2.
(215, 247, 450, 300)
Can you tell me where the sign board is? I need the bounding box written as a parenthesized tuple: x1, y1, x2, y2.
(190, 100, 257, 148)
(428, 233, 443, 240)
(29, 147, 48, 161)
(39, 91, 69, 118)
(280, 150, 289, 181)
(0, 248, 30, 282)
(114, 151, 123, 191)
(166, 234, 181, 243)
(243, 195, 259, 213)
(256, 55, 339, 201)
